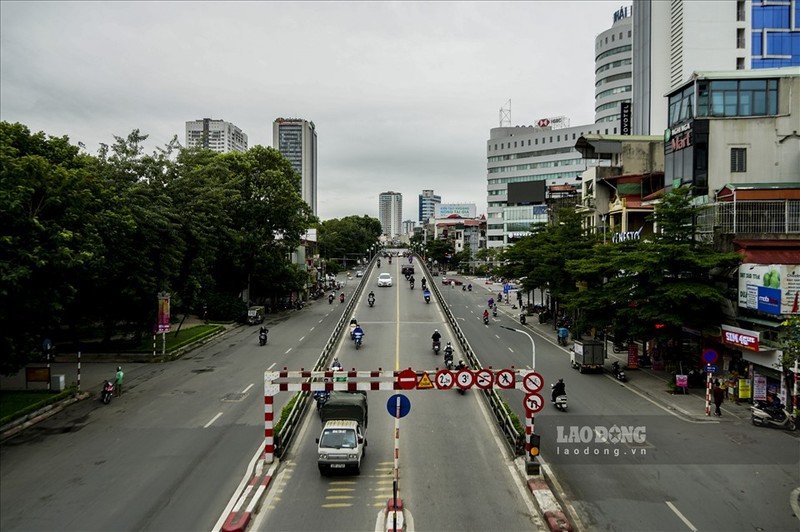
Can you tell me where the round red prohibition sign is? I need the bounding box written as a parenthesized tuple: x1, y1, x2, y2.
(474, 369, 494, 389)
(456, 369, 474, 389)
(522, 372, 544, 393)
(495, 369, 515, 389)
(525, 393, 544, 414)
(397, 368, 417, 390)
(435, 369, 454, 389)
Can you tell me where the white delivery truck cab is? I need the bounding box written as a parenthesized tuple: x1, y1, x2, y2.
(317, 392, 368, 475)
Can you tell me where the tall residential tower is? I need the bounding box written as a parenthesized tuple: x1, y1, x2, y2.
(273, 118, 318, 216)
(378, 192, 403, 238)
(185, 118, 248, 153)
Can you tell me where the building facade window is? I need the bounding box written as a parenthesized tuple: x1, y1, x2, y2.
(731, 147, 747, 172)
(737, 28, 746, 49)
(695, 78, 779, 119)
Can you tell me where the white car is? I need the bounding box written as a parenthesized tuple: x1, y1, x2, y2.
(355, 270, 364, 277)
(377, 273, 393, 287)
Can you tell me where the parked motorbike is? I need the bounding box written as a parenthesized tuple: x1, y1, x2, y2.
(432, 340, 441, 355)
(751, 401, 796, 430)
(611, 361, 627, 382)
(551, 384, 568, 411)
(519, 313, 527, 325)
(100, 380, 114, 404)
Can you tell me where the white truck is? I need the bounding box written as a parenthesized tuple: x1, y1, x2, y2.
(570, 339, 606, 373)
(317, 391, 368, 475)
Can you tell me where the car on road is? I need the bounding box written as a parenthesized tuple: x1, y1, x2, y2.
(355, 270, 364, 277)
(377, 273, 393, 287)
(441, 277, 463, 286)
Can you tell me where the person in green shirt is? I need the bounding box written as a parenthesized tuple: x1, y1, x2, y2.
(115, 366, 124, 397)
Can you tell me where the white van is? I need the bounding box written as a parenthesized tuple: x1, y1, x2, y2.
(317, 420, 366, 475)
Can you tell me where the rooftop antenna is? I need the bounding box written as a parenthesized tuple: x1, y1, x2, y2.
(499, 99, 511, 127)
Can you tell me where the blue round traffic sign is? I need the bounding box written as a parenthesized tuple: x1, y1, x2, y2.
(387, 394, 411, 418)
(702, 349, 718, 364)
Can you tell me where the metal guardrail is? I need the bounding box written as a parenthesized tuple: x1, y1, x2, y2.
(275, 261, 373, 458)
(421, 257, 524, 457)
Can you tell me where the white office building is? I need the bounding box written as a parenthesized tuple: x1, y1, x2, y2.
(595, 6, 633, 126)
(379, 191, 403, 238)
(273, 118, 318, 216)
(185, 118, 248, 153)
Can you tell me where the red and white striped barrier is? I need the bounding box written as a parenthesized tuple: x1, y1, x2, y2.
(527, 479, 573, 532)
(221, 474, 272, 532)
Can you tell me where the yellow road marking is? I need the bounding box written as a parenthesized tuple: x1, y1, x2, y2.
(328, 488, 355, 492)
(325, 495, 354, 500)
(321, 503, 353, 508)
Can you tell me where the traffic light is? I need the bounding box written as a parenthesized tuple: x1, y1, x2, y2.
(529, 434, 541, 457)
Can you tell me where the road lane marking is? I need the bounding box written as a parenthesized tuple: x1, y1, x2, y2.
(267, 362, 276, 370)
(310, 326, 315, 331)
(285, 348, 292, 354)
(508, 347, 514, 353)
(241, 383, 254, 394)
(299, 336, 305, 342)
(203, 412, 223, 428)
(666, 501, 698, 531)
(319, 319, 324, 323)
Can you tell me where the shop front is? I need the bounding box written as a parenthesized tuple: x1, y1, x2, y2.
(720, 324, 786, 404)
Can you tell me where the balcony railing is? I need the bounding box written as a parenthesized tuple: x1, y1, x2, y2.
(696, 199, 800, 235)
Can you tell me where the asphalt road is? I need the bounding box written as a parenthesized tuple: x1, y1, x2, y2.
(0, 277, 351, 532)
(446, 279, 800, 532)
(251, 260, 541, 531)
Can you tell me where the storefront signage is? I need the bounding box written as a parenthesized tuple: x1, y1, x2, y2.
(664, 122, 693, 152)
(753, 374, 767, 401)
(738, 264, 800, 315)
(721, 324, 760, 351)
(738, 379, 751, 399)
(611, 226, 643, 244)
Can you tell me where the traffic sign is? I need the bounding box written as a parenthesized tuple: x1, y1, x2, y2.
(456, 369, 474, 389)
(397, 368, 417, 390)
(522, 372, 544, 393)
(387, 394, 411, 418)
(474, 369, 494, 389)
(524, 393, 544, 414)
(702, 349, 718, 364)
(496, 369, 515, 389)
(417, 372, 434, 389)
(705, 365, 718, 374)
(435, 370, 454, 389)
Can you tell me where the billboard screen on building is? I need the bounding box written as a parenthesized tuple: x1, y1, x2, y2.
(507, 181, 546, 205)
(738, 264, 800, 315)
(435, 203, 476, 218)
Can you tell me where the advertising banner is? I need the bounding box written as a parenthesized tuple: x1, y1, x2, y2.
(157, 293, 171, 333)
(738, 379, 751, 399)
(721, 324, 760, 352)
(738, 264, 800, 315)
(753, 374, 767, 401)
(627, 344, 639, 369)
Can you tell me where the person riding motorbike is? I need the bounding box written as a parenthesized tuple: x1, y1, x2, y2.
(328, 292, 335, 304)
(431, 329, 442, 345)
(330, 357, 343, 371)
(444, 342, 454, 361)
(483, 309, 490, 321)
(421, 278, 427, 290)
(259, 326, 268, 345)
(368, 291, 376, 305)
(377, 259, 381, 267)
(551, 378, 566, 403)
(349, 317, 359, 338)
(467, 283, 472, 291)
(492, 305, 498, 317)
(488, 297, 495, 308)
(352, 324, 365, 345)
(455, 359, 466, 371)
(339, 292, 345, 303)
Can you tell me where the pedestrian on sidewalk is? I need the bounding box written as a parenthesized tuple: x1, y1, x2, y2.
(712, 381, 725, 416)
(115, 366, 124, 397)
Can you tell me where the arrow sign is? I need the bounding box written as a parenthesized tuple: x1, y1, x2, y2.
(522, 371, 544, 393)
(496, 369, 515, 389)
(475, 369, 494, 389)
(524, 393, 544, 414)
(387, 394, 411, 418)
(435, 370, 454, 389)
(397, 368, 417, 390)
(456, 369, 474, 389)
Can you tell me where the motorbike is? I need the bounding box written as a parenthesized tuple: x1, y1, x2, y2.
(339, 293, 345, 303)
(259, 330, 268, 346)
(409, 280, 415, 289)
(353, 331, 364, 350)
(519, 313, 527, 325)
(368, 296, 375, 307)
(483, 314, 489, 325)
(551, 384, 568, 411)
(432, 340, 441, 354)
(100, 380, 114, 404)
(462, 285, 466, 291)
(611, 361, 627, 382)
(314, 391, 330, 414)
(377, 260, 381, 267)
(751, 401, 796, 430)
(444, 351, 454, 370)
(467, 284, 472, 291)
(492, 306, 497, 317)
(423, 290, 431, 303)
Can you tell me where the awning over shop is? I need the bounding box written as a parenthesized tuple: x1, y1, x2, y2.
(742, 349, 781, 370)
(734, 239, 800, 264)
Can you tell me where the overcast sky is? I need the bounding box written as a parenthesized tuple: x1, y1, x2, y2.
(1, 1, 626, 222)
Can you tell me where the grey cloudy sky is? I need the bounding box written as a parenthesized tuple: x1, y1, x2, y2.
(1, 1, 625, 221)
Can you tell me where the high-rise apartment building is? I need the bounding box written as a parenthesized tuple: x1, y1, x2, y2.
(185, 118, 248, 153)
(752, 0, 800, 68)
(273, 118, 318, 216)
(378, 192, 403, 238)
(595, 6, 633, 125)
(418, 190, 441, 223)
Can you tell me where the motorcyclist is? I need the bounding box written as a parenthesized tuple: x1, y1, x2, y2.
(377, 259, 381, 267)
(368, 291, 375, 303)
(444, 342, 454, 360)
(349, 317, 359, 337)
(328, 292, 335, 303)
(431, 329, 442, 345)
(339, 292, 345, 303)
(467, 283, 472, 291)
(492, 305, 498, 317)
(558, 326, 569, 345)
(259, 326, 268, 345)
(455, 359, 467, 371)
(352, 323, 365, 343)
(488, 297, 495, 308)
(551, 378, 566, 403)
(483, 309, 490, 321)
(421, 278, 427, 290)
(330, 357, 343, 370)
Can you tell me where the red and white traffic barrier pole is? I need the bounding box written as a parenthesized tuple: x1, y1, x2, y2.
(264, 382, 276, 463)
(705, 365, 712, 416)
(77, 350, 81, 391)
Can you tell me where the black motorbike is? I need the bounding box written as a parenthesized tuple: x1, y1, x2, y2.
(259, 330, 268, 346)
(611, 361, 627, 381)
(368, 296, 375, 307)
(432, 340, 441, 355)
(409, 280, 414, 289)
(328, 294, 334, 304)
(519, 313, 527, 325)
